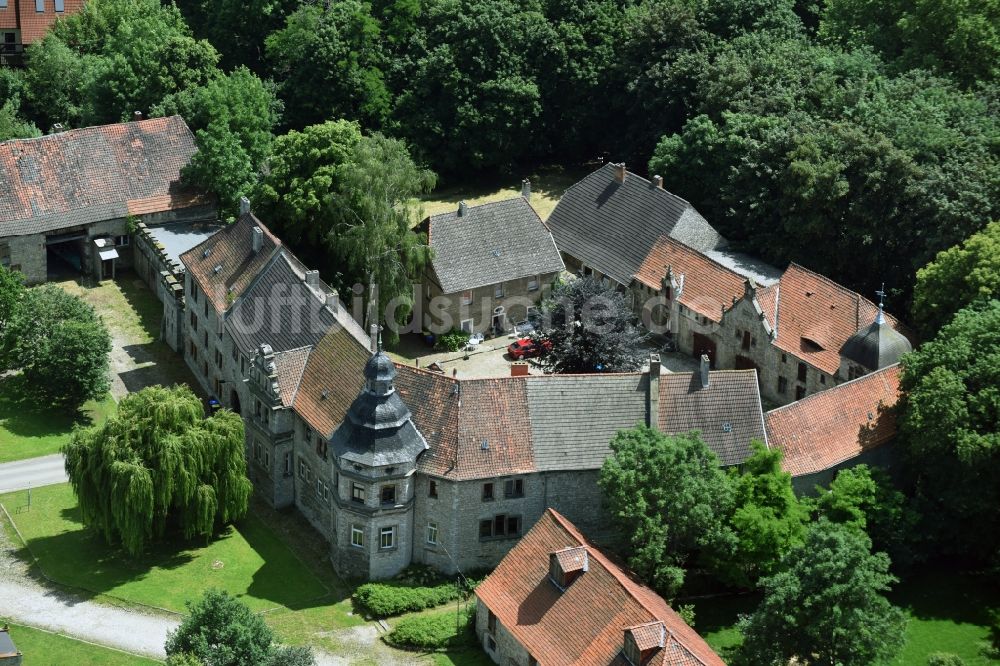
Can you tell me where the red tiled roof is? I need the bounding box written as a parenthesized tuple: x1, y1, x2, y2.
(636, 235, 745, 323)
(765, 364, 901, 476)
(770, 264, 903, 375)
(0, 116, 205, 238)
(291, 325, 371, 438)
(1, 0, 86, 43)
(272, 347, 311, 408)
(179, 214, 281, 314)
(476, 509, 726, 666)
(630, 622, 667, 651)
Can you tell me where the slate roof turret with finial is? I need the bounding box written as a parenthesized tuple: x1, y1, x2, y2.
(841, 284, 913, 370)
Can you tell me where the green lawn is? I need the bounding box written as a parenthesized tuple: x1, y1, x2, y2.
(0, 375, 116, 464)
(690, 571, 1000, 664)
(0, 483, 326, 613)
(0, 621, 160, 665)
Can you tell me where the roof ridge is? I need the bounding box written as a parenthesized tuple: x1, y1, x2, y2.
(0, 115, 186, 147)
(545, 509, 712, 666)
(428, 195, 528, 221)
(765, 363, 901, 416)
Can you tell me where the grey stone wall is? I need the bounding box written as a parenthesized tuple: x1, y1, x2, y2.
(181, 273, 227, 399)
(421, 272, 558, 334)
(476, 597, 530, 666)
(0, 233, 46, 284)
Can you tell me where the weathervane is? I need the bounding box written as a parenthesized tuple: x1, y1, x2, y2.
(875, 283, 886, 325)
(377, 325, 384, 353)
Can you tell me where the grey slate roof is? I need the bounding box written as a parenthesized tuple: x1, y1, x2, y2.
(526, 373, 649, 472)
(0, 116, 205, 237)
(841, 317, 913, 370)
(658, 370, 767, 466)
(146, 221, 225, 267)
(226, 250, 338, 354)
(428, 197, 564, 293)
(547, 164, 727, 286)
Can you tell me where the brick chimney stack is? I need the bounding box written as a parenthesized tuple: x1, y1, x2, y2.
(648, 353, 660, 430)
(700, 354, 710, 389)
(652, 175, 664, 189)
(521, 179, 531, 201)
(251, 226, 263, 254)
(458, 201, 468, 217)
(614, 163, 626, 183)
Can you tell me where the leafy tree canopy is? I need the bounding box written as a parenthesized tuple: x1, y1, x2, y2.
(154, 67, 282, 216)
(266, 2, 390, 130)
(0, 97, 41, 142)
(63, 385, 251, 557)
(898, 300, 1000, 564)
(736, 519, 907, 666)
(1, 285, 110, 407)
(819, 0, 1000, 86)
(912, 221, 1000, 338)
(166, 589, 315, 666)
(537, 276, 645, 374)
(599, 427, 736, 596)
(0, 265, 26, 339)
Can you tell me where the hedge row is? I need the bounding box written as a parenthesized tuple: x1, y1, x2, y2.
(354, 581, 463, 617)
(384, 608, 476, 650)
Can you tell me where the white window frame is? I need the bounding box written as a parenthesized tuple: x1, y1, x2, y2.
(494, 283, 504, 299)
(351, 525, 364, 548)
(427, 522, 438, 545)
(298, 459, 306, 480)
(460, 318, 473, 334)
(527, 275, 539, 292)
(460, 290, 473, 306)
(54, 0, 64, 11)
(379, 526, 396, 550)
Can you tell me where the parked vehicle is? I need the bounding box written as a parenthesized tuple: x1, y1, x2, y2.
(507, 337, 552, 360)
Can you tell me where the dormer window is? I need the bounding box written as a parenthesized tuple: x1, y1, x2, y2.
(623, 622, 666, 665)
(548, 546, 588, 590)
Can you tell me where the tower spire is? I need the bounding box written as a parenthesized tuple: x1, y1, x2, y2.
(875, 283, 886, 325)
(377, 325, 383, 353)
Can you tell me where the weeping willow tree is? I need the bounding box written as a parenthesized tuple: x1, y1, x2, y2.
(63, 385, 252, 557)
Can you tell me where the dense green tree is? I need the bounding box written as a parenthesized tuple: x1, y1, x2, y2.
(253, 120, 364, 249)
(537, 276, 646, 374)
(717, 441, 807, 588)
(20, 34, 95, 128)
(393, 0, 560, 174)
(63, 385, 251, 557)
(819, 0, 1000, 85)
(809, 465, 920, 570)
(165, 589, 315, 666)
(649, 41, 999, 302)
(184, 0, 298, 72)
(736, 519, 907, 666)
(328, 133, 435, 335)
(697, 0, 803, 40)
(1, 286, 110, 406)
(0, 97, 41, 142)
(599, 427, 736, 596)
(0, 266, 25, 343)
(898, 301, 1000, 565)
(154, 68, 281, 215)
(911, 221, 1000, 338)
(266, 2, 390, 130)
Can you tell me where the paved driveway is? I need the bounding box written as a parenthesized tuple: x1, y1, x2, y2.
(0, 454, 67, 493)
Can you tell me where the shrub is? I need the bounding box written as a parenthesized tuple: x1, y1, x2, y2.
(385, 607, 476, 650)
(927, 654, 965, 666)
(354, 566, 467, 617)
(436, 329, 470, 352)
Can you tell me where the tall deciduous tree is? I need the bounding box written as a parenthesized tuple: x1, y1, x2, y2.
(166, 589, 315, 666)
(599, 427, 736, 596)
(0, 265, 25, 343)
(63, 385, 251, 557)
(898, 300, 1000, 565)
(266, 2, 390, 130)
(717, 441, 807, 588)
(1, 285, 110, 406)
(736, 519, 907, 666)
(538, 276, 645, 374)
(911, 221, 1000, 339)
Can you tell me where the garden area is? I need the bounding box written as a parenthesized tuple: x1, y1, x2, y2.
(0, 375, 115, 464)
(690, 570, 1000, 665)
(0, 621, 160, 666)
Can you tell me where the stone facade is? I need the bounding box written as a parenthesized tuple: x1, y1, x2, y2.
(476, 598, 531, 666)
(422, 271, 558, 335)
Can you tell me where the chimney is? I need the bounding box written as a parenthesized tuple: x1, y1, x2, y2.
(239, 196, 251, 216)
(457, 201, 468, 217)
(370, 323, 379, 353)
(700, 354, 710, 389)
(49, 123, 64, 134)
(521, 179, 531, 201)
(648, 353, 660, 430)
(652, 175, 664, 189)
(133, 111, 143, 121)
(452, 368, 458, 378)
(511, 361, 529, 377)
(251, 226, 263, 254)
(305, 269, 320, 288)
(614, 162, 626, 184)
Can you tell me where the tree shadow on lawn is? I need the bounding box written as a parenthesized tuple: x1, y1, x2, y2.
(239, 515, 333, 611)
(0, 375, 96, 439)
(889, 567, 1000, 626)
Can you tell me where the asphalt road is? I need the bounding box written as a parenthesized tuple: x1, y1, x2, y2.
(0, 454, 68, 494)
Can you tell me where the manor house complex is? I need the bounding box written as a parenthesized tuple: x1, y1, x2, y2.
(0, 120, 911, 583)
